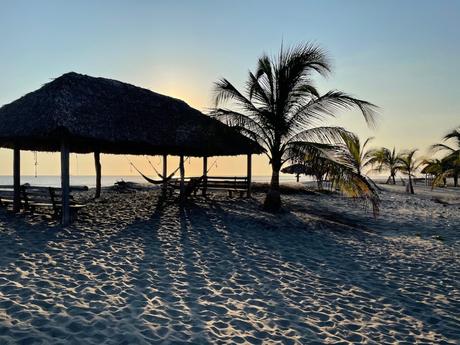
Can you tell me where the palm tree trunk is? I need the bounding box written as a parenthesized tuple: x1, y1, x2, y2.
(408, 174, 414, 194)
(316, 174, 323, 190)
(264, 162, 281, 212)
(392, 173, 396, 185)
(454, 171, 459, 187)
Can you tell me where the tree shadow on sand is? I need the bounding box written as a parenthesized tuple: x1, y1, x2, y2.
(0, 209, 61, 268)
(0, 193, 457, 343)
(202, 198, 459, 343)
(99, 194, 458, 343)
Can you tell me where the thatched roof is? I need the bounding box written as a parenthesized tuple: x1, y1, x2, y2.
(0, 72, 263, 156)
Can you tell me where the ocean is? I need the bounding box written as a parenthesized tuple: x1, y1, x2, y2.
(0, 175, 305, 188)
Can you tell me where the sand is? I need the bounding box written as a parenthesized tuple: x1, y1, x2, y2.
(0, 184, 458, 344)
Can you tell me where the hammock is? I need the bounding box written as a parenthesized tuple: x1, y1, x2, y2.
(128, 160, 175, 185)
(131, 165, 167, 185)
(127, 156, 216, 187)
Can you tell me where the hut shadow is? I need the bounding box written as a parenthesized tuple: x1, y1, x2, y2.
(0, 192, 455, 343)
(0, 209, 61, 268)
(82, 196, 214, 343)
(178, 200, 324, 341)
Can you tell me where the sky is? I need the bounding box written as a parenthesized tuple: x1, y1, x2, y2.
(0, 0, 459, 177)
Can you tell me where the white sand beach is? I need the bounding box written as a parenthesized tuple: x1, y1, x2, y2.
(0, 185, 458, 344)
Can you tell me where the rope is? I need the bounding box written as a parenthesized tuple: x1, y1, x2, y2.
(207, 159, 217, 174)
(75, 154, 79, 175)
(146, 156, 162, 177)
(34, 151, 38, 178)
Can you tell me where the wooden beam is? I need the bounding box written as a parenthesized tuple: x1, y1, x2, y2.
(94, 151, 101, 198)
(202, 156, 208, 196)
(61, 140, 71, 226)
(13, 146, 20, 212)
(247, 154, 252, 198)
(179, 155, 185, 203)
(162, 154, 167, 195)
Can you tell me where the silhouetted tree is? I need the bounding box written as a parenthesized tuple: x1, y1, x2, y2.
(212, 43, 377, 211)
(421, 158, 451, 188)
(397, 149, 420, 194)
(366, 147, 401, 184)
(336, 132, 374, 176)
(431, 127, 460, 187)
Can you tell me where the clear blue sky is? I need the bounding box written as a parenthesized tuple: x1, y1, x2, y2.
(0, 0, 459, 175)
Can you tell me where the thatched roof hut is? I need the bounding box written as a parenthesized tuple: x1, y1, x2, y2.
(281, 163, 315, 182)
(0, 72, 262, 224)
(0, 72, 262, 156)
(281, 163, 316, 176)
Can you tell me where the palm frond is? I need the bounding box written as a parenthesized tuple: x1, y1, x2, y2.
(286, 126, 349, 145)
(325, 158, 380, 217)
(210, 108, 272, 148)
(289, 90, 378, 130)
(442, 127, 460, 145)
(430, 143, 455, 153)
(213, 78, 261, 117)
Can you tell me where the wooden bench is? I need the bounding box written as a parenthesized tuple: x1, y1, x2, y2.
(167, 176, 249, 198)
(0, 184, 88, 219)
(205, 176, 249, 197)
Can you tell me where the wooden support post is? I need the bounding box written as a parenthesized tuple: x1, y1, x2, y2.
(61, 140, 71, 226)
(247, 154, 252, 198)
(202, 156, 208, 196)
(162, 154, 167, 196)
(94, 151, 101, 198)
(179, 155, 185, 203)
(13, 146, 21, 213)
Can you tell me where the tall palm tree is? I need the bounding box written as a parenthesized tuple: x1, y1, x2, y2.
(212, 43, 377, 211)
(397, 149, 420, 194)
(366, 147, 400, 184)
(431, 127, 460, 187)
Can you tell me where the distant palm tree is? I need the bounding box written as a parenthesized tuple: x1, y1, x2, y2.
(397, 149, 420, 194)
(278, 131, 381, 214)
(421, 158, 451, 188)
(366, 147, 400, 184)
(336, 132, 374, 176)
(212, 43, 377, 211)
(431, 127, 460, 187)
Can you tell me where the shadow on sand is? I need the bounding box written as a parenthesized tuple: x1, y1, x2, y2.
(0, 192, 457, 343)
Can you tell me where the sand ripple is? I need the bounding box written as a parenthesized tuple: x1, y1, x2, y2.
(0, 187, 458, 344)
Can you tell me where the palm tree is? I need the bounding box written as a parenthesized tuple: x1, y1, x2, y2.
(366, 147, 400, 184)
(283, 150, 336, 190)
(397, 149, 420, 194)
(431, 127, 460, 187)
(281, 133, 381, 214)
(212, 43, 377, 211)
(336, 132, 374, 176)
(421, 158, 451, 188)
